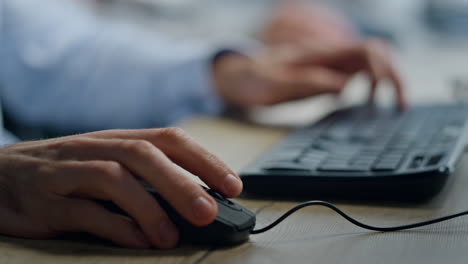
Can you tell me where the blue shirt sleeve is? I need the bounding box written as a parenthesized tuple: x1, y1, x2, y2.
(0, 0, 225, 134)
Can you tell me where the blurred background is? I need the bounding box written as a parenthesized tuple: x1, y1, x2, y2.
(84, 0, 468, 123)
(3, 0, 468, 134)
(90, 0, 468, 46)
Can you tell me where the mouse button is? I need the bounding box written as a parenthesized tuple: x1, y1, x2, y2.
(222, 199, 244, 211)
(217, 204, 256, 232)
(226, 199, 237, 207)
(203, 189, 241, 211)
(206, 189, 227, 201)
(242, 206, 256, 218)
(218, 202, 243, 216)
(235, 213, 256, 232)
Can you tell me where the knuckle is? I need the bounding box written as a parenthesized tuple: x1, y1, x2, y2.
(59, 137, 92, 149)
(175, 178, 201, 197)
(35, 162, 59, 185)
(52, 138, 103, 158)
(121, 139, 154, 156)
(203, 152, 231, 175)
(88, 161, 126, 186)
(365, 40, 387, 56)
(204, 152, 218, 163)
(158, 127, 189, 142)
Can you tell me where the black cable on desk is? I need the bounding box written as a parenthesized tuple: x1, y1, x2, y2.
(250, 201, 468, 234)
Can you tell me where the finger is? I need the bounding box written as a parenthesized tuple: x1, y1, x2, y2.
(53, 138, 218, 227)
(139, 128, 242, 197)
(89, 128, 242, 198)
(49, 160, 179, 248)
(365, 45, 382, 105)
(363, 41, 407, 110)
(49, 197, 151, 249)
(361, 42, 388, 87)
(290, 40, 387, 81)
(388, 66, 407, 110)
(279, 41, 404, 109)
(367, 79, 378, 106)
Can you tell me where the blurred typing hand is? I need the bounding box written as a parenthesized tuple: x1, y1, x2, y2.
(213, 41, 406, 109)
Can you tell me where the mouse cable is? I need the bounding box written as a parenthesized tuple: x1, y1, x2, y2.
(250, 201, 468, 234)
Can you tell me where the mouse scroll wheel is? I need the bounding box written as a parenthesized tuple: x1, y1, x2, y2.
(207, 189, 227, 201)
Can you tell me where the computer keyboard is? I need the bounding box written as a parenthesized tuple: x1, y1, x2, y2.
(240, 104, 468, 201)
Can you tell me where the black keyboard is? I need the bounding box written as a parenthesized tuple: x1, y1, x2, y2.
(240, 104, 468, 201)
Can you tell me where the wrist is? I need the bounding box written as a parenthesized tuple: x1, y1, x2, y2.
(212, 52, 252, 108)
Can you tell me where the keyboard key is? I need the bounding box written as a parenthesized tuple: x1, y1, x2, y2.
(352, 157, 376, 163)
(299, 156, 325, 165)
(374, 153, 403, 167)
(302, 150, 328, 158)
(426, 154, 444, 166)
(350, 161, 375, 169)
(409, 155, 425, 169)
(377, 157, 403, 165)
(265, 151, 301, 162)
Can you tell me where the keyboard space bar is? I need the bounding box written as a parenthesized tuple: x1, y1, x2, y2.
(318, 164, 370, 172)
(261, 163, 371, 172)
(262, 163, 311, 172)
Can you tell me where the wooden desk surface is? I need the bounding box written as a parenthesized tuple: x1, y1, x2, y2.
(2, 117, 468, 264)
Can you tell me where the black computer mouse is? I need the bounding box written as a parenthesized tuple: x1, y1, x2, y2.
(97, 184, 256, 246)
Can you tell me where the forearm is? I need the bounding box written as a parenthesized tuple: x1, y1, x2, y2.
(0, 0, 224, 133)
(1, 49, 224, 132)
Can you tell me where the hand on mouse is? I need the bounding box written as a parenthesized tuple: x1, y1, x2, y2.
(0, 128, 242, 249)
(213, 40, 406, 110)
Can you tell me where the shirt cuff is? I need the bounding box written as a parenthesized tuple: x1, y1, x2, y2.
(190, 53, 226, 116)
(150, 43, 264, 126)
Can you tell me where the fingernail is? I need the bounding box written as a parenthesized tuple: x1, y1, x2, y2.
(192, 196, 215, 221)
(134, 229, 151, 248)
(223, 174, 243, 196)
(159, 219, 179, 248)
